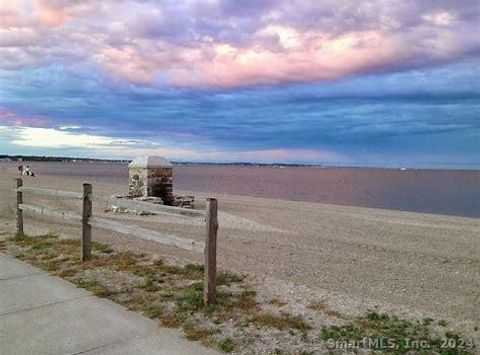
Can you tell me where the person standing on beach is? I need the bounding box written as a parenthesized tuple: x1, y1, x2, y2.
(18, 165, 23, 175)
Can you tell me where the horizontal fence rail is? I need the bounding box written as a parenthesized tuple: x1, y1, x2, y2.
(95, 196, 206, 219)
(18, 186, 83, 200)
(19, 203, 82, 222)
(89, 216, 204, 253)
(14, 178, 218, 305)
(18, 203, 203, 252)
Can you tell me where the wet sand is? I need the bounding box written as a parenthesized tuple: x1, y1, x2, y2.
(0, 164, 479, 337)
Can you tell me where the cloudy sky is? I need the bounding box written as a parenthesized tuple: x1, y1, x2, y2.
(0, 0, 479, 168)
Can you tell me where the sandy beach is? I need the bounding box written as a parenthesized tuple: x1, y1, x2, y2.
(1, 163, 479, 338)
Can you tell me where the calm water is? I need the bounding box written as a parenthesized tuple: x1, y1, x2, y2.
(4, 161, 480, 218)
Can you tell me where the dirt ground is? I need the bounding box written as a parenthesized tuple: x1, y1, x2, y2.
(1, 164, 479, 340)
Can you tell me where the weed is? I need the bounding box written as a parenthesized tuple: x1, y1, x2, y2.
(55, 268, 77, 278)
(175, 282, 204, 313)
(216, 271, 243, 286)
(268, 298, 287, 307)
(235, 289, 257, 311)
(308, 299, 328, 312)
(319, 310, 474, 354)
(129, 296, 164, 318)
(110, 251, 138, 271)
(183, 263, 204, 279)
(253, 312, 311, 331)
(6, 234, 474, 355)
(301, 329, 309, 342)
(182, 321, 213, 342)
(74, 278, 116, 298)
(140, 274, 163, 292)
(218, 337, 235, 353)
(93, 241, 114, 254)
(160, 312, 180, 328)
(423, 317, 434, 326)
(308, 299, 343, 318)
(159, 291, 175, 300)
(12, 231, 25, 241)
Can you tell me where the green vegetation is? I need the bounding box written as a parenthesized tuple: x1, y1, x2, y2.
(4, 234, 475, 355)
(438, 320, 448, 327)
(267, 298, 287, 307)
(308, 299, 344, 319)
(320, 310, 474, 354)
(219, 337, 235, 353)
(253, 312, 311, 331)
(4, 234, 271, 353)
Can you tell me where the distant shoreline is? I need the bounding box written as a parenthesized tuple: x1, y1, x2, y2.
(1, 154, 478, 171)
(1, 158, 479, 217)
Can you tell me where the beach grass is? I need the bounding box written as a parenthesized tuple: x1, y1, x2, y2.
(5, 234, 476, 354)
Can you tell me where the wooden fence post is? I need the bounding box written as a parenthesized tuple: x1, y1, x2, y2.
(204, 198, 218, 305)
(82, 183, 92, 261)
(16, 178, 23, 236)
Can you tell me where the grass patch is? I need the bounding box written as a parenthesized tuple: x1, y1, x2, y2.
(182, 263, 204, 279)
(12, 231, 26, 241)
(126, 295, 165, 318)
(216, 271, 244, 286)
(268, 298, 287, 307)
(5, 234, 475, 355)
(319, 310, 475, 354)
(218, 337, 235, 353)
(109, 251, 138, 271)
(235, 289, 257, 311)
(438, 319, 448, 327)
(308, 299, 343, 318)
(74, 277, 117, 298)
(175, 282, 205, 313)
(253, 312, 311, 331)
(182, 321, 213, 342)
(159, 312, 181, 328)
(92, 241, 114, 254)
(308, 299, 328, 312)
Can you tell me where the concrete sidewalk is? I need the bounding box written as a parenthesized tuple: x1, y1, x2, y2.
(0, 253, 219, 355)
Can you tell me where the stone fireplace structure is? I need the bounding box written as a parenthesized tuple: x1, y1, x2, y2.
(128, 156, 174, 205)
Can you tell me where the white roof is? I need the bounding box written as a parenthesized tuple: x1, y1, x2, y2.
(128, 156, 172, 168)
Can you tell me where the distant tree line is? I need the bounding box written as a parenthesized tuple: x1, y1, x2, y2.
(0, 155, 128, 163)
(0, 154, 325, 167)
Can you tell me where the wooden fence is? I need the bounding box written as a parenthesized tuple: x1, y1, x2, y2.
(14, 178, 218, 305)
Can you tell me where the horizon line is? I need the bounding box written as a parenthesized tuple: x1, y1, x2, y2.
(1, 154, 478, 172)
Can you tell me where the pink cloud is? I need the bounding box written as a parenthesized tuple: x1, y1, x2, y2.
(2, 1, 478, 88)
(94, 29, 401, 88)
(0, 8, 22, 28)
(34, 0, 68, 27)
(33, 0, 99, 27)
(93, 24, 469, 88)
(0, 108, 51, 127)
(181, 30, 397, 87)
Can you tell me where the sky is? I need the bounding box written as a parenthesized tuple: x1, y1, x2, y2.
(0, 0, 479, 168)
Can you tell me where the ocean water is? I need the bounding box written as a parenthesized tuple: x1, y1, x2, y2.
(4, 161, 480, 218)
